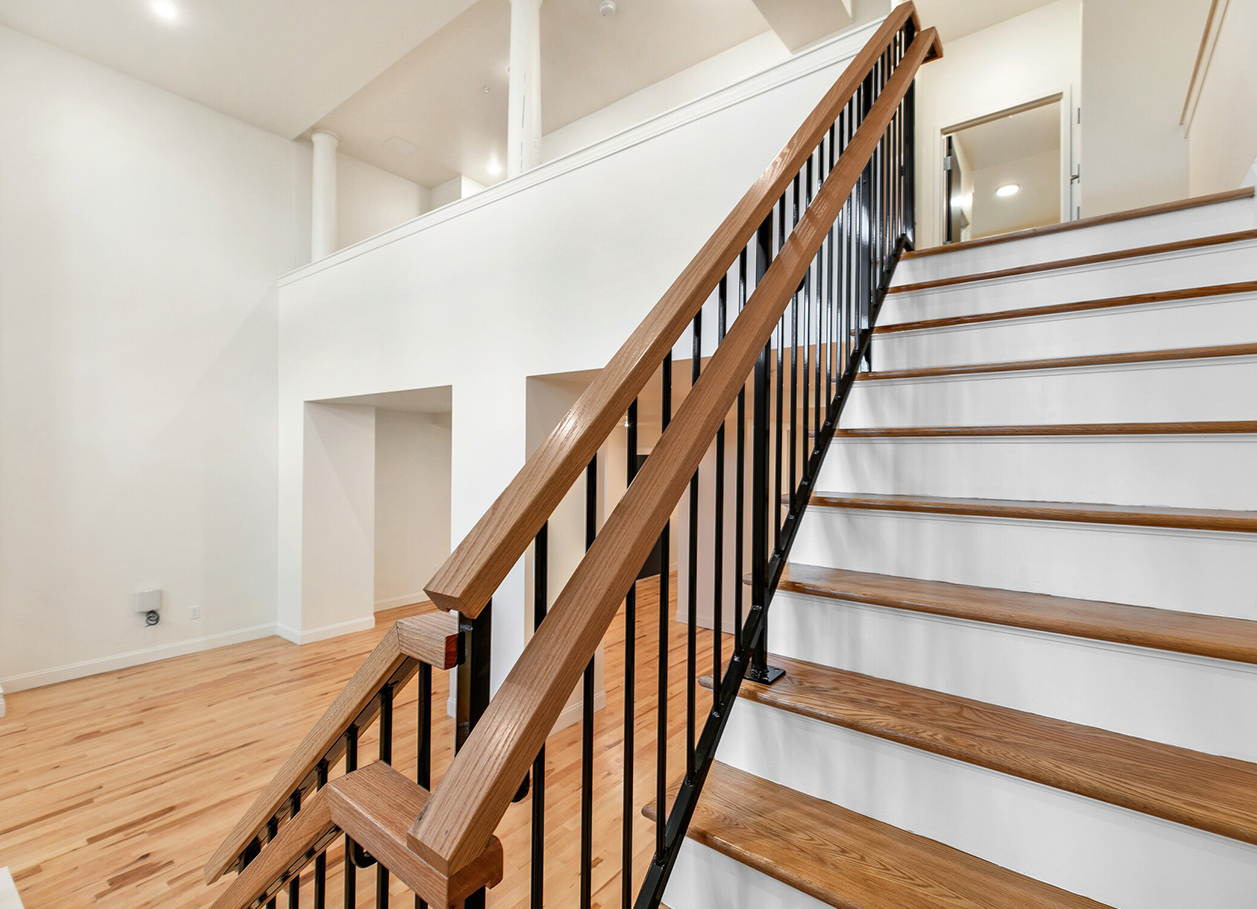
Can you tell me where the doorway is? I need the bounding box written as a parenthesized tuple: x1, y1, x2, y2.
(942, 95, 1071, 243)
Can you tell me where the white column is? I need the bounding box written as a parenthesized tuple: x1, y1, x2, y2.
(311, 130, 339, 260)
(507, 0, 543, 177)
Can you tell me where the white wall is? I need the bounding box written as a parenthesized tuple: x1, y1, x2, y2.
(277, 20, 890, 692)
(338, 153, 428, 250)
(541, 32, 791, 164)
(0, 24, 308, 692)
(374, 409, 452, 611)
(1186, 0, 1257, 195)
(913, 0, 1082, 248)
(1080, 0, 1211, 216)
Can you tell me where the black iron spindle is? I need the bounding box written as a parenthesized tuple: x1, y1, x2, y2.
(288, 791, 301, 906)
(654, 352, 672, 863)
(581, 457, 597, 909)
(686, 310, 701, 782)
(713, 279, 727, 694)
(314, 762, 328, 909)
(622, 401, 638, 909)
(530, 524, 547, 909)
(344, 726, 358, 909)
(734, 250, 748, 654)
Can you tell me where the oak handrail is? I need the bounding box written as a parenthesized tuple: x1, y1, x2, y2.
(422, 2, 938, 620)
(205, 613, 460, 884)
(407, 26, 943, 877)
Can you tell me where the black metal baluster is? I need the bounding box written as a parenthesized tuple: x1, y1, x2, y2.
(773, 197, 784, 551)
(814, 146, 824, 442)
(344, 726, 358, 909)
(530, 523, 548, 909)
(581, 458, 597, 909)
(414, 661, 431, 909)
(376, 684, 393, 909)
(686, 310, 701, 782)
(713, 279, 727, 694)
(654, 352, 671, 864)
(457, 599, 492, 909)
(314, 762, 328, 909)
(802, 154, 814, 468)
(267, 817, 279, 909)
(789, 176, 800, 510)
(749, 212, 783, 686)
(288, 791, 301, 906)
(622, 401, 638, 909)
(734, 250, 748, 654)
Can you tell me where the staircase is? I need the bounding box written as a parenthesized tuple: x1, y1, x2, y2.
(661, 188, 1257, 909)
(201, 8, 1257, 909)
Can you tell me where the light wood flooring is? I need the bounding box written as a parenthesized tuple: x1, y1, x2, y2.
(1, 574, 726, 909)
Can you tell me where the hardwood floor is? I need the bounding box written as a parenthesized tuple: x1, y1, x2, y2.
(0, 575, 722, 909)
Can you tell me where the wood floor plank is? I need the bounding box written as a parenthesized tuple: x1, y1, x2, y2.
(901, 189, 1256, 259)
(889, 228, 1257, 294)
(647, 761, 1112, 909)
(772, 563, 1257, 664)
(874, 281, 1257, 334)
(807, 491, 1257, 533)
(856, 341, 1257, 381)
(716, 654, 1257, 845)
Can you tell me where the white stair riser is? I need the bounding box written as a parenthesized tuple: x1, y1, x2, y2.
(767, 590, 1257, 759)
(894, 198, 1256, 284)
(881, 240, 1257, 324)
(719, 700, 1257, 909)
(789, 508, 1257, 619)
(664, 840, 833, 909)
(817, 437, 1257, 510)
(841, 359, 1257, 427)
(871, 292, 1257, 370)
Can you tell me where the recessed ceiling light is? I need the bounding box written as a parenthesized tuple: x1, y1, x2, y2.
(600, 1, 617, 16)
(151, 0, 179, 21)
(996, 183, 1020, 198)
(487, 158, 503, 177)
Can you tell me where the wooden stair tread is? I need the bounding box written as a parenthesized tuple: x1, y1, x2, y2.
(889, 228, 1257, 294)
(771, 563, 1257, 664)
(648, 761, 1112, 909)
(875, 280, 1257, 334)
(901, 188, 1256, 259)
(856, 341, 1257, 381)
(713, 655, 1257, 845)
(807, 491, 1257, 533)
(828, 420, 1257, 438)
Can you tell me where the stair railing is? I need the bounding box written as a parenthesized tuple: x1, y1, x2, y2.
(205, 7, 940, 908)
(411, 9, 941, 909)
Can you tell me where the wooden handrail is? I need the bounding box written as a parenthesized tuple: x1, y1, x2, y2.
(205, 613, 460, 884)
(422, 3, 938, 620)
(208, 763, 502, 909)
(407, 26, 943, 877)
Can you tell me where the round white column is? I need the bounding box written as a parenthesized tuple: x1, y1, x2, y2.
(507, 0, 543, 178)
(311, 130, 339, 261)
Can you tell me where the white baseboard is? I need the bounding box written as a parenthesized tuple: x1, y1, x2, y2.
(276, 615, 377, 646)
(0, 684, 5, 719)
(0, 869, 23, 909)
(373, 592, 429, 612)
(0, 624, 278, 694)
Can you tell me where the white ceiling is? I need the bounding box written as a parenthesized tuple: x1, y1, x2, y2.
(317, 0, 772, 188)
(914, 0, 1060, 43)
(0, 0, 480, 139)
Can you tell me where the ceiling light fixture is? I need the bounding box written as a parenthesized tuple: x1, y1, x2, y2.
(996, 183, 1020, 198)
(600, 1, 617, 17)
(151, 0, 179, 21)
(488, 158, 503, 177)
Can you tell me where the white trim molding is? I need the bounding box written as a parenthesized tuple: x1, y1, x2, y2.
(0, 625, 279, 694)
(278, 15, 886, 288)
(276, 615, 377, 646)
(373, 592, 430, 612)
(1181, 0, 1230, 132)
(0, 684, 6, 719)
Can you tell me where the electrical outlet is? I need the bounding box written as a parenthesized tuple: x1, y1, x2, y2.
(190, 605, 201, 620)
